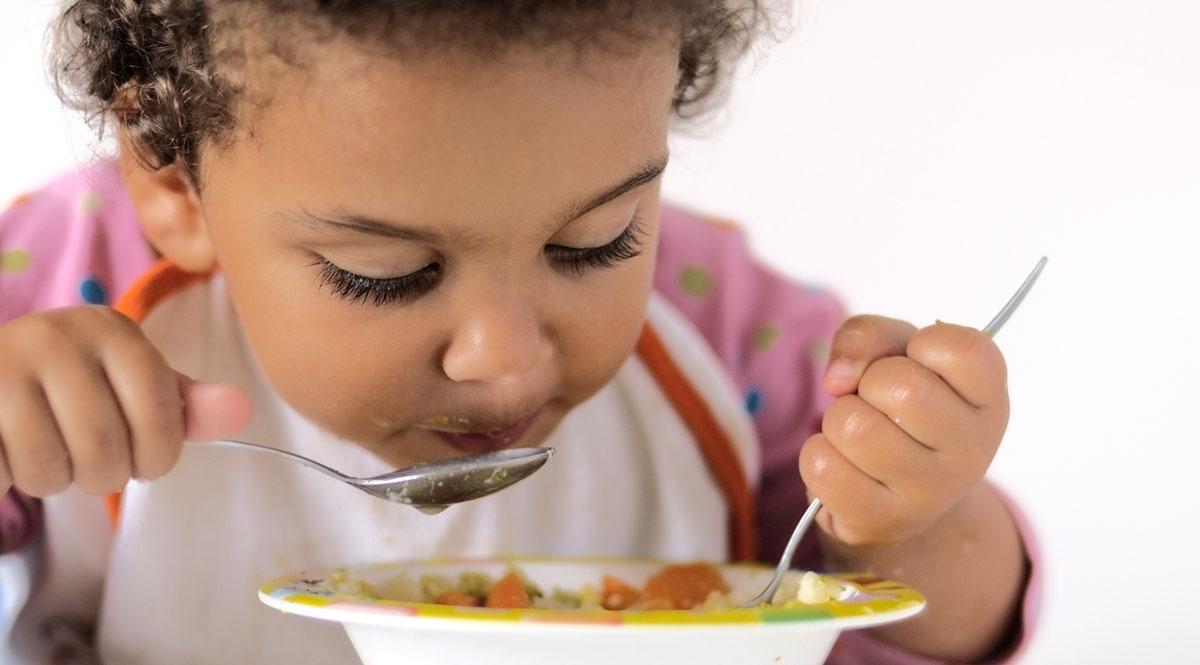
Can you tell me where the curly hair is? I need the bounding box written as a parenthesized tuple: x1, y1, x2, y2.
(51, 1, 771, 177)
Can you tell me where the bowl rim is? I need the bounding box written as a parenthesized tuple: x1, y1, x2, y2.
(259, 556, 925, 631)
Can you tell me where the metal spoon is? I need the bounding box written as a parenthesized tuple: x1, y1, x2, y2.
(741, 257, 1048, 608)
(205, 440, 554, 514)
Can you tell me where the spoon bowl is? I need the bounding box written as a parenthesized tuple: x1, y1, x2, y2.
(205, 439, 554, 513)
(357, 448, 556, 513)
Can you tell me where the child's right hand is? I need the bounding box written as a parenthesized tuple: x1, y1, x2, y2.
(0, 306, 251, 498)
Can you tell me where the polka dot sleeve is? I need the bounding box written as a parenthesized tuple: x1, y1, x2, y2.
(0, 159, 153, 323)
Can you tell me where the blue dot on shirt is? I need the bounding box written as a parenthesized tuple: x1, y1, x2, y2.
(745, 388, 763, 415)
(80, 277, 108, 305)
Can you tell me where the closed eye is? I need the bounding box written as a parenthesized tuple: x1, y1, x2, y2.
(545, 214, 645, 276)
(314, 258, 442, 306)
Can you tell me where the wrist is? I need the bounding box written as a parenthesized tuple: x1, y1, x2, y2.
(816, 481, 988, 571)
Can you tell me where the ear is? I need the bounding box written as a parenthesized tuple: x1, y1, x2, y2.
(118, 134, 217, 273)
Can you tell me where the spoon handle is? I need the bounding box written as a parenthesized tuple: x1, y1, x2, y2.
(205, 439, 355, 482)
(744, 496, 822, 606)
(748, 257, 1048, 607)
(982, 257, 1047, 336)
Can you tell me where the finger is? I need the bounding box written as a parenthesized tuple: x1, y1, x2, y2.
(824, 315, 917, 396)
(857, 355, 999, 453)
(798, 433, 906, 546)
(0, 380, 73, 498)
(821, 394, 939, 492)
(102, 341, 187, 480)
(178, 375, 252, 442)
(40, 353, 133, 496)
(906, 323, 1008, 410)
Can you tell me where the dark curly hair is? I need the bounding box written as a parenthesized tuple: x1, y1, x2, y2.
(51, 1, 772, 178)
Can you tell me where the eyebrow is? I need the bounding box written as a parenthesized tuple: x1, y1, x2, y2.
(558, 155, 670, 226)
(279, 155, 670, 243)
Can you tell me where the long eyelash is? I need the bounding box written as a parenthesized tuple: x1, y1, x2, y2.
(547, 214, 646, 277)
(314, 259, 441, 306)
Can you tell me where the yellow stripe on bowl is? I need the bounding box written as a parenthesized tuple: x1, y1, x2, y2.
(622, 609, 762, 625)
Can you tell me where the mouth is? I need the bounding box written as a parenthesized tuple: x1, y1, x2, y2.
(425, 410, 541, 456)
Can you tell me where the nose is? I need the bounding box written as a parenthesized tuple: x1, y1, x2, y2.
(441, 296, 549, 385)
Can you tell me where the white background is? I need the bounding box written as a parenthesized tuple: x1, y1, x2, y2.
(2, 1, 1198, 662)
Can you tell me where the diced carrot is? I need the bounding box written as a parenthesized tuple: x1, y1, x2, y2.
(435, 591, 481, 607)
(642, 563, 730, 610)
(485, 571, 533, 609)
(600, 575, 641, 611)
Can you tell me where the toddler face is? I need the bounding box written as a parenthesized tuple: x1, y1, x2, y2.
(194, 42, 678, 466)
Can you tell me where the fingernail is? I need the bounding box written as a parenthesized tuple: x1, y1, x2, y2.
(824, 359, 856, 385)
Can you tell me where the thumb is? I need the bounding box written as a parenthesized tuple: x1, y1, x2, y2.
(176, 373, 253, 441)
(822, 315, 917, 396)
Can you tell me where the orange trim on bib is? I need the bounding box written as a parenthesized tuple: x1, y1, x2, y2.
(634, 325, 757, 562)
(105, 260, 214, 527)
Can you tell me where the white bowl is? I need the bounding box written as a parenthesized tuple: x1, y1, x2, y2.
(260, 557, 924, 665)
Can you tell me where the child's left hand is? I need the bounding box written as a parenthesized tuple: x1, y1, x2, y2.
(799, 316, 1010, 546)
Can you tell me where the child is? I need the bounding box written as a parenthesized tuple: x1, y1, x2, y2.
(0, 1, 1036, 663)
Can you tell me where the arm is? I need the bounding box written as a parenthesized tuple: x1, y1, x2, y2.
(0, 162, 246, 662)
(651, 208, 1037, 662)
(822, 481, 1026, 661)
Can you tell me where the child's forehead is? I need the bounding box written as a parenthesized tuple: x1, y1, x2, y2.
(207, 43, 677, 228)
(243, 35, 680, 103)
(267, 47, 670, 157)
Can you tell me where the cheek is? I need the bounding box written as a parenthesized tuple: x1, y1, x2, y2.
(267, 325, 428, 429)
(553, 229, 658, 400)
(204, 200, 435, 438)
(221, 251, 437, 437)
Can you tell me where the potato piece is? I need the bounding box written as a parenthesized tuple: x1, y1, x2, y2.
(377, 573, 419, 602)
(578, 584, 602, 611)
(797, 571, 832, 604)
(419, 574, 455, 602)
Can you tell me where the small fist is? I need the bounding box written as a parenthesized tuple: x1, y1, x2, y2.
(0, 306, 251, 498)
(799, 315, 1009, 546)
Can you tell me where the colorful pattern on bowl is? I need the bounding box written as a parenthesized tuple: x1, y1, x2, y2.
(259, 558, 924, 627)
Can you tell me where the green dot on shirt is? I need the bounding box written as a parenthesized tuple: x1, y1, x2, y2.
(80, 192, 103, 214)
(679, 266, 714, 297)
(753, 324, 781, 352)
(808, 339, 830, 361)
(0, 249, 32, 273)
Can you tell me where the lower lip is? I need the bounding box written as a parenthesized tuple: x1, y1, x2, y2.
(436, 412, 539, 455)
